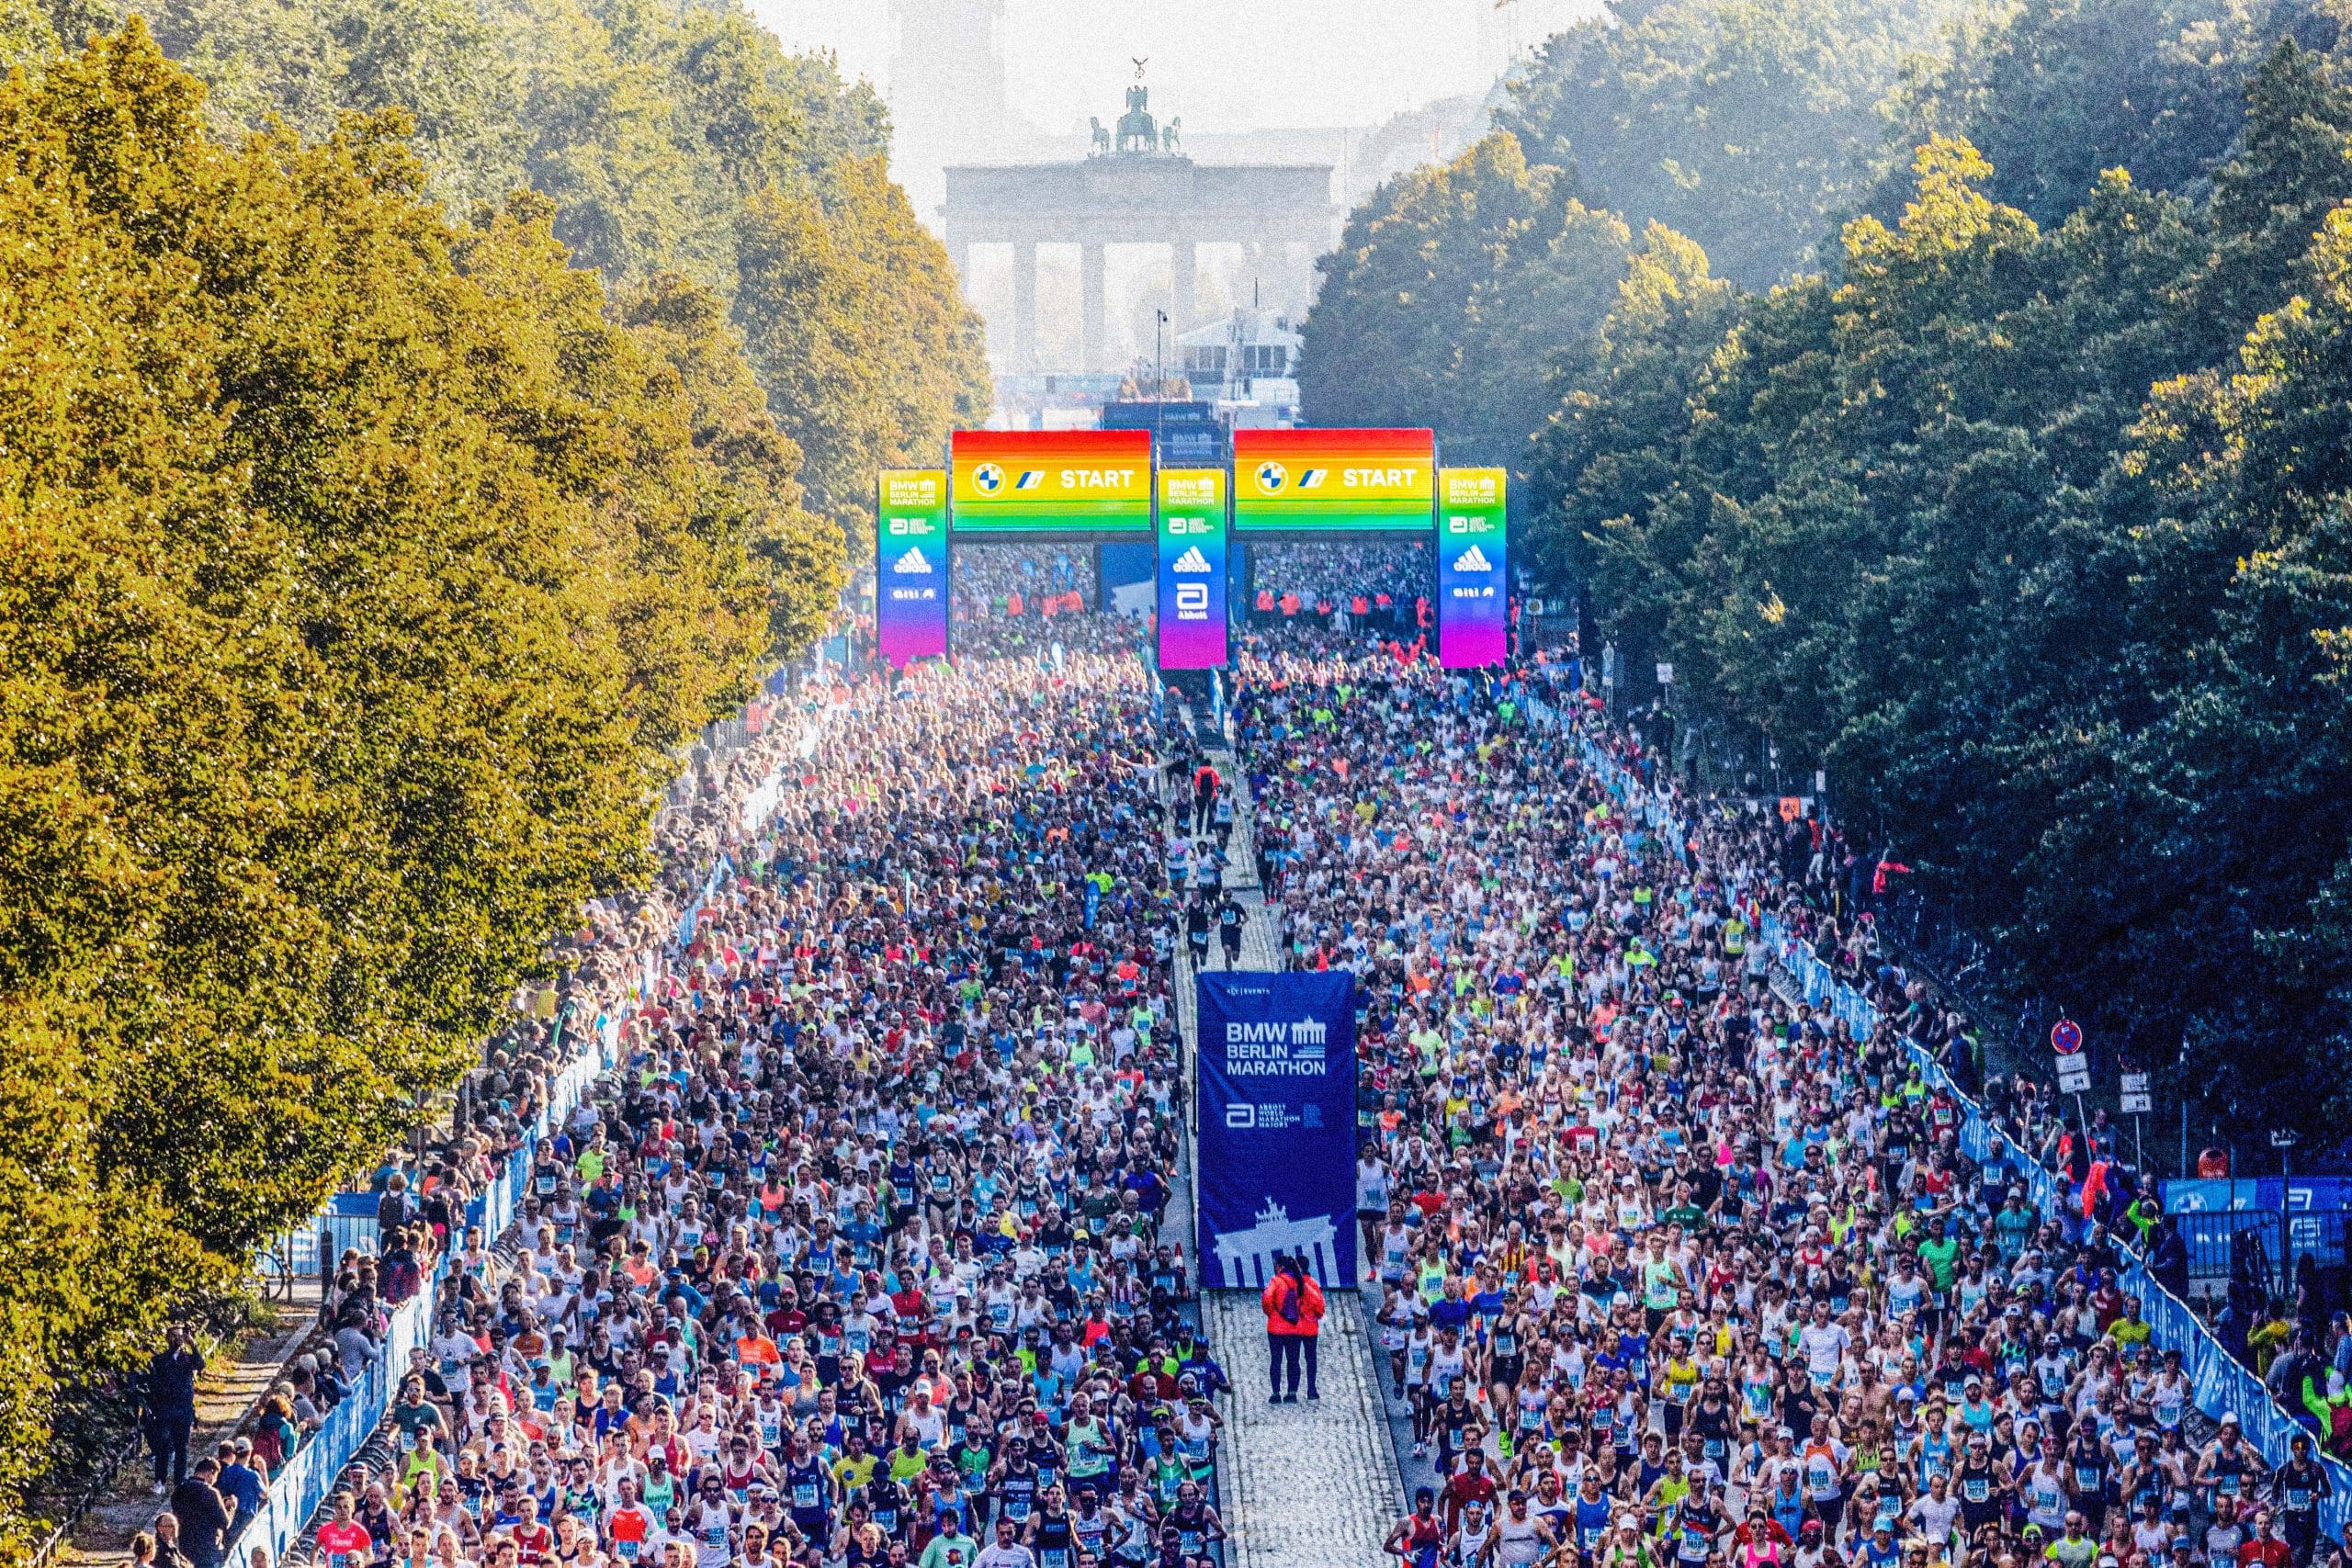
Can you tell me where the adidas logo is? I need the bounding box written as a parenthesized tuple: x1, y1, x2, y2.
(1171, 546, 1212, 574)
(892, 547, 932, 574)
(1453, 544, 1493, 573)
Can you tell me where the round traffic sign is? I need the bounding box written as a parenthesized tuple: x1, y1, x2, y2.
(2052, 1019, 2083, 1055)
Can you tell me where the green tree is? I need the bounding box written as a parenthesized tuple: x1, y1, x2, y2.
(1300, 131, 1630, 459)
(0, 25, 843, 1545)
(1498, 0, 1970, 287)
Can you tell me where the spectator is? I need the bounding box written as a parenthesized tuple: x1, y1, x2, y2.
(168, 1457, 233, 1568)
(143, 1323, 204, 1495)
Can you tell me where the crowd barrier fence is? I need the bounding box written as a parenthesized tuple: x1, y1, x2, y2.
(232, 1007, 623, 1562)
(226, 693, 849, 1556)
(1571, 733, 2352, 1535)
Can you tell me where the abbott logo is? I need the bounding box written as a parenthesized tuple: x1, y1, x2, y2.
(1225, 1104, 1256, 1129)
(1171, 546, 1212, 574)
(1175, 582, 1209, 617)
(1452, 544, 1493, 574)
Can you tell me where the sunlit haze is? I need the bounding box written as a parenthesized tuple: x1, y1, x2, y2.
(748, 0, 1599, 200)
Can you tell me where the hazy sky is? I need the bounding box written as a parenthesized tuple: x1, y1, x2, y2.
(747, 0, 1596, 135)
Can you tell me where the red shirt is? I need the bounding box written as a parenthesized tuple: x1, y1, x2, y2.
(2238, 1540, 2292, 1568)
(1442, 1470, 1497, 1529)
(317, 1521, 373, 1568)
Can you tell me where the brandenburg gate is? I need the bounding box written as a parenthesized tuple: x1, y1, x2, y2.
(941, 75, 1340, 372)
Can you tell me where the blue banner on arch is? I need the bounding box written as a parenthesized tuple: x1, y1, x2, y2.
(1194, 970, 1357, 1290)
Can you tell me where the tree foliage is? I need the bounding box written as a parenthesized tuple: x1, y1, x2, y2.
(1298, 0, 2352, 1145)
(1546, 48, 2352, 1142)
(62, 0, 991, 536)
(1494, 0, 1971, 288)
(0, 18, 894, 1543)
(1877, 0, 2344, 227)
(1299, 131, 1631, 459)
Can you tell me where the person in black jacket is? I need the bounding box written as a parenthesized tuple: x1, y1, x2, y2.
(170, 1457, 235, 1568)
(145, 1323, 204, 1493)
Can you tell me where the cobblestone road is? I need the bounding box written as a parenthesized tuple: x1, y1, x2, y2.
(1204, 1290, 1408, 1568)
(1168, 728, 1405, 1565)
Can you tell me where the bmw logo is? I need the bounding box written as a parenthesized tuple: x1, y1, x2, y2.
(1255, 461, 1288, 495)
(973, 462, 1005, 494)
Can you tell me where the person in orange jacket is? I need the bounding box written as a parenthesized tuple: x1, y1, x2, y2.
(1261, 1253, 1327, 1403)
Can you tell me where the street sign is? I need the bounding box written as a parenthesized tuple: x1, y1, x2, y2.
(1656, 661, 1675, 684)
(2273, 1129, 2301, 1149)
(2058, 1056, 2092, 1093)
(2120, 1071, 2152, 1114)
(2052, 1019, 2082, 1055)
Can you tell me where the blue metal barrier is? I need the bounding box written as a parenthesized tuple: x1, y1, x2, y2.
(230, 1009, 622, 1562)
(1573, 731, 2352, 1534)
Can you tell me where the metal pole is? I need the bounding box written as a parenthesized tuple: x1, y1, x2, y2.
(2280, 1138, 2294, 1300)
(1156, 310, 1168, 455)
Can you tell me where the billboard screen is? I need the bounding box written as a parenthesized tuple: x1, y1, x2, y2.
(949, 429, 1152, 535)
(1157, 468, 1227, 670)
(1437, 467, 1508, 669)
(875, 469, 947, 668)
(1195, 970, 1358, 1290)
(1231, 427, 1434, 532)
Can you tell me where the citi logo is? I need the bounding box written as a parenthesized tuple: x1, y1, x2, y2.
(1452, 545, 1493, 574)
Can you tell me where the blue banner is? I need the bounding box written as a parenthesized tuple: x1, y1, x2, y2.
(1195, 971, 1357, 1289)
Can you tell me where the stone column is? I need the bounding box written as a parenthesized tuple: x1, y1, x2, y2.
(1169, 239, 1196, 332)
(1012, 239, 1037, 372)
(1080, 242, 1107, 374)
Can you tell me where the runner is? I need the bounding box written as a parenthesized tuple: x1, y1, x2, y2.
(280, 631, 1236, 1568)
(1216, 616, 2302, 1568)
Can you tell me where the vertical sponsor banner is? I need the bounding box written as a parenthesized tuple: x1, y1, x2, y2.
(1195, 971, 1358, 1289)
(1157, 468, 1227, 669)
(876, 469, 947, 668)
(1438, 467, 1508, 668)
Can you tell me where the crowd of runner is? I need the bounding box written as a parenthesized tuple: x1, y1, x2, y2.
(1243, 544, 1427, 631)
(142, 582, 2343, 1568)
(1216, 627, 2342, 1568)
(952, 548, 1101, 629)
(152, 645, 1271, 1568)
